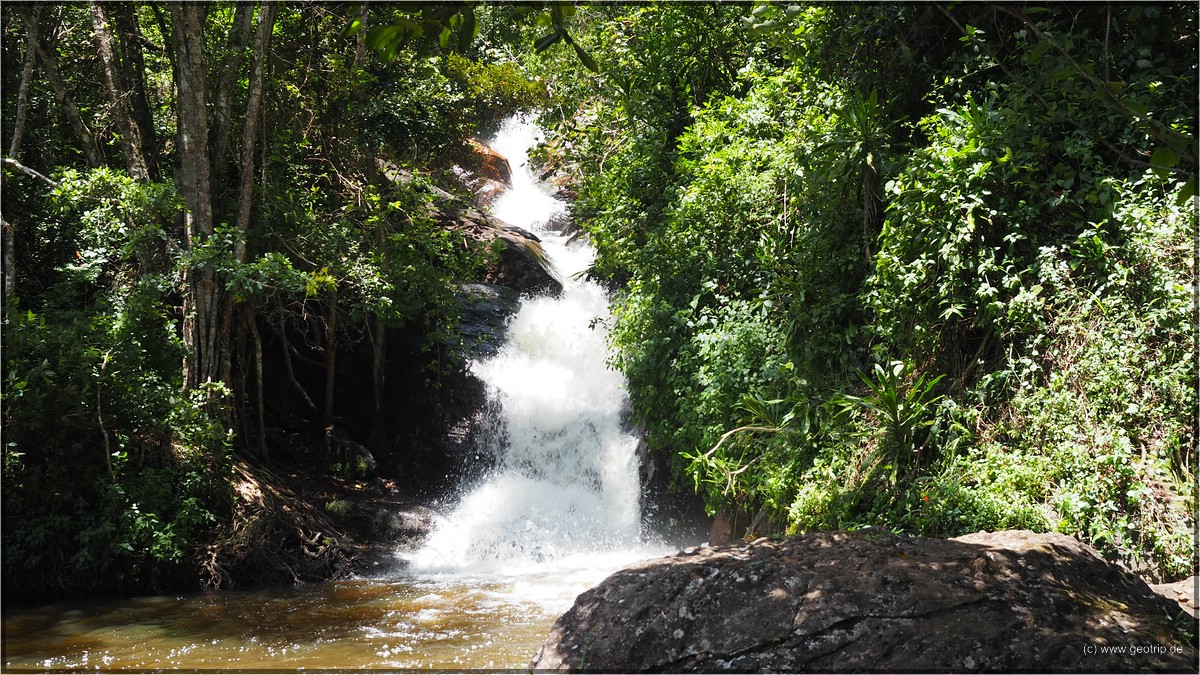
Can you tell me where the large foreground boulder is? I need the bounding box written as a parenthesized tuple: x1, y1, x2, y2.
(532, 530, 1197, 672)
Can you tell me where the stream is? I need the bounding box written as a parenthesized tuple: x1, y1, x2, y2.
(2, 116, 693, 671)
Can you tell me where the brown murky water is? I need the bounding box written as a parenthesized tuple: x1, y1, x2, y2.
(2, 575, 561, 671)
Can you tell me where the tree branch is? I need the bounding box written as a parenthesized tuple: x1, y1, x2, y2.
(704, 425, 787, 459)
(9, 6, 42, 159)
(2, 157, 57, 187)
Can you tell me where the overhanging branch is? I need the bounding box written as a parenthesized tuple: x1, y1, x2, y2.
(2, 157, 57, 187)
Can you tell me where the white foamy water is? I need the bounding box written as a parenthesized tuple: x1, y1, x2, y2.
(403, 116, 672, 611)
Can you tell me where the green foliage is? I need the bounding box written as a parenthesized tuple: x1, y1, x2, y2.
(444, 53, 548, 131)
(1, 167, 237, 597)
(837, 361, 945, 489)
(2, 301, 231, 597)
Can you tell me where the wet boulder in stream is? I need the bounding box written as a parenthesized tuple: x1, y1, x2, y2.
(455, 282, 520, 360)
(450, 137, 514, 208)
(376, 158, 561, 297)
(474, 223, 562, 297)
(532, 529, 1197, 672)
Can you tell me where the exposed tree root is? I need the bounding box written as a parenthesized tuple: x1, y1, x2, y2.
(198, 460, 429, 591)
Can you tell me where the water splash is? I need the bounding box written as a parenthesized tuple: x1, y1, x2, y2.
(486, 116, 567, 232)
(404, 116, 666, 607)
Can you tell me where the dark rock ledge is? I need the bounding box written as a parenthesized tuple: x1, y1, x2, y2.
(532, 529, 1197, 673)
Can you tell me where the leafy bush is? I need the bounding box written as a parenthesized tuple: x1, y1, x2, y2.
(2, 170, 233, 598)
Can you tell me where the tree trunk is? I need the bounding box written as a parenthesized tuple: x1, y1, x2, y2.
(233, 1, 277, 263)
(149, 4, 177, 78)
(90, 1, 148, 180)
(172, 2, 223, 395)
(249, 314, 268, 461)
(210, 3, 255, 174)
(369, 317, 387, 452)
(277, 325, 318, 413)
(110, 2, 159, 180)
(4, 7, 40, 308)
(33, 41, 104, 167)
(8, 6, 42, 159)
(323, 290, 339, 430)
(2, 216, 15, 305)
(356, 1, 389, 453)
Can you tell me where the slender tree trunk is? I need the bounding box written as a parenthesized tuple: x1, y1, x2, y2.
(354, 2, 369, 69)
(33, 41, 104, 167)
(110, 2, 159, 180)
(355, 1, 389, 453)
(210, 2, 279, 452)
(369, 317, 387, 451)
(234, 1, 277, 263)
(173, 2, 222, 395)
(367, 188, 387, 450)
(0, 158, 56, 302)
(210, 3, 255, 173)
(4, 8, 40, 310)
(277, 325, 318, 413)
(149, 4, 176, 78)
(323, 290, 339, 430)
(9, 6, 42, 159)
(249, 314, 268, 461)
(2, 215, 15, 305)
(90, 1, 148, 180)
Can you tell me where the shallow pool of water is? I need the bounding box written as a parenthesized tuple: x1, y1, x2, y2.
(3, 573, 573, 670)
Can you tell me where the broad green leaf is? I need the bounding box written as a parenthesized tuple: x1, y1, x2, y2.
(1123, 99, 1150, 117)
(457, 9, 477, 51)
(1177, 177, 1197, 206)
(1148, 147, 1180, 177)
(534, 31, 562, 52)
(571, 40, 600, 73)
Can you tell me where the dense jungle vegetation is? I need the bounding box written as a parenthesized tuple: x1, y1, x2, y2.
(2, 1, 1195, 600)
(529, 1, 1197, 581)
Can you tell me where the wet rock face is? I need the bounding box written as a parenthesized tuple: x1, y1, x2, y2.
(450, 138, 513, 209)
(466, 137, 513, 185)
(531, 530, 1197, 672)
(455, 283, 520, 360)
(479, 225, 562, 297)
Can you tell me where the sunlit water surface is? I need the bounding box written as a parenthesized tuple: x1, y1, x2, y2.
(4, 578, 554, 670)
(3, 116, 689, 671)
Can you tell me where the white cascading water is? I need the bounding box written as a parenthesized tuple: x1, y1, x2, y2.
(403, 116, 670, 611)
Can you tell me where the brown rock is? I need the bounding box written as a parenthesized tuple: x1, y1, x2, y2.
(531, 530, 1197, 672)
(1152, 576, 1198, 618)
(450, 139, 513, 208)
(707, 509, 739, 547)
(482, 225, 561, 296)
(465, 137, 512, 185)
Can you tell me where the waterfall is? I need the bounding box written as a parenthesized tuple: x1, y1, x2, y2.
(404, 117, 665, 605)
